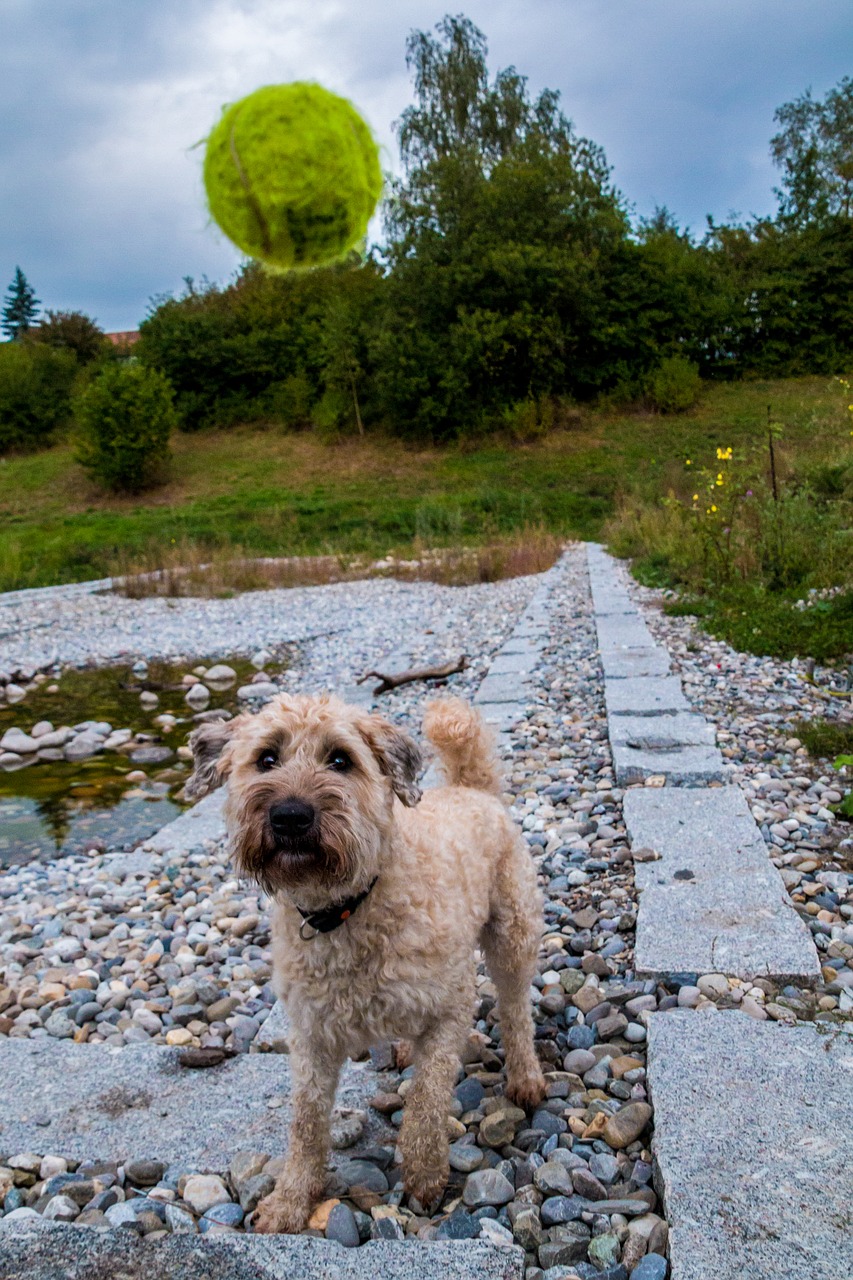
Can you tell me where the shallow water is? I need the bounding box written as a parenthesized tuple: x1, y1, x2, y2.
(0, 656, 284, 866)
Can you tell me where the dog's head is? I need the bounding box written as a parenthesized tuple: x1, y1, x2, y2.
(185, 693, 423, 896)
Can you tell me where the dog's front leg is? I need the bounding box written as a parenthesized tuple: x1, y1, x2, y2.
(253, 1036, 342, 1234)
(398, 1015, 468, 1211)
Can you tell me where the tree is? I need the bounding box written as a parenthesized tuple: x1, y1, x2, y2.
(27, 310, 106, 365)
(378, 15, 628, 436)
(771, 77, 853, 226)
(2, 267, 40, 340)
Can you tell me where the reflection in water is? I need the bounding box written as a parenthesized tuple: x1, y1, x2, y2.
(0, 654, 284, 867)
(0, 791, 182, 867)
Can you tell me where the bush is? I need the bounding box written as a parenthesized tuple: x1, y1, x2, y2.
(26, 310, 107, 365)
(648, 355, 702, 413)
(0, 342, 76, 451)
(74, 363, 176, 492)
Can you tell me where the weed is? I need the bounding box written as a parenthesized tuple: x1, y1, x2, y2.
(793, 719, 853, 761)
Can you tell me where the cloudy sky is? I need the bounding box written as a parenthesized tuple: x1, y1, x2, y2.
(1, 0, 849, 332)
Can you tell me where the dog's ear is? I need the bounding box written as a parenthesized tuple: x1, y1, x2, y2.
(184, 717, 236, 800)
(360, 716, 423, 807)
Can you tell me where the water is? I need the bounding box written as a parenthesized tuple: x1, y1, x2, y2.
(0, 656, 285, 867)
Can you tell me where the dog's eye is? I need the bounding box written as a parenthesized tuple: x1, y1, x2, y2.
(257, 749, 278, 772)
(327, 748, 352, 773)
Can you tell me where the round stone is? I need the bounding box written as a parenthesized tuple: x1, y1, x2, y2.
(462, 1169, 515, 1208)
(325, 1201, 361, 1247)
(181, 1174, 231, 1215)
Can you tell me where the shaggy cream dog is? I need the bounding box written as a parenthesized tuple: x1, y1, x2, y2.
(187, 692, 545, 1234)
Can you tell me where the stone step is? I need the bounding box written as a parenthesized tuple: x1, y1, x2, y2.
(594, 615, 658, 653)
(0, 1038, 390, 1167)
(646, 1010, 853, 1280)
(0, 1219, 524, 1280)
(624, 786, 820, 982)
(604, 675, 690, 717)
(610, 712, 725, 785)
(600, 648, 672, 679)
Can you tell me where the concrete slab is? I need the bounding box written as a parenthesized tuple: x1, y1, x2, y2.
(594, 616, 657, 652)
(499, 636, 542, 657)
(252, 999, 291, 1052)
(474, 674, 531, 705)
(487, 651, 540, 676)
(142, 789, 226, 854)
(647, 1010, 853, 1280)
(605, 676, 690, 717)
(612, 741, 726, 786)
(0, 1038, 390, 1166)
(599, 648, 671, 679)
(590, 592, 638, 617)
(0, 1219, 524, 1280)
(340, 682, 374, 707)
(624, 787, 820, 982)
(609, 712, 716, 748)
(473, 703, 527, 732)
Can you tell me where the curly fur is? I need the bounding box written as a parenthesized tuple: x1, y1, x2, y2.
(187, 691, 545, 1234)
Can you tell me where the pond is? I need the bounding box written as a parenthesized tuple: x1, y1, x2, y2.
(0, 654, 287, 867)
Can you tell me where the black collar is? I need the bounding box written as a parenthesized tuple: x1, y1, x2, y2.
(295, 877, 378, 939)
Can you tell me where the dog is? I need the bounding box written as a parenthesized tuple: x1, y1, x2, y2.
(186, 692, 546, 1234)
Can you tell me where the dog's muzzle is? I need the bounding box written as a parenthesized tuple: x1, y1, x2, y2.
(269, 799, 316, 842)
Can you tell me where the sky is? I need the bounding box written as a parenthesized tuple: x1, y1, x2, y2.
(1, 0, 850, 332)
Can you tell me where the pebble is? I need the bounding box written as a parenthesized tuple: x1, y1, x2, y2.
(462, 1169, 515, 1208)
(15, 549, 845, 1263)
(181, 1174, 230, 1215)
(325, 1201, 360, 1247)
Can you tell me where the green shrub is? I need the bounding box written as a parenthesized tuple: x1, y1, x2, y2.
(265, 371, 313, 428)
(74, 363, 177, 492)
(792, 718, 853, 761)
(648, 355, 702, 413)
(0, 342, 76, 451)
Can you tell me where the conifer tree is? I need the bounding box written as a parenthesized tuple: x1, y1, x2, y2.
(1, 267, 40, 340)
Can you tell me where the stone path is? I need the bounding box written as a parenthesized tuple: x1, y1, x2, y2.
(588, 544, 819, 985)
(1, 1220, 524, 1280)
(0, 1038, 389, 1166)
(647, 1012, 853, 1280)
(589, 545, 851, 1280)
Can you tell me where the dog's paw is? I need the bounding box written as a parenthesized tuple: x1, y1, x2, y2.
(393, 1039, 414, 1070)
(403, 1164, 448, 1213)
(506, 1068, 547, 1111)
(252, 1191, 313, 1235)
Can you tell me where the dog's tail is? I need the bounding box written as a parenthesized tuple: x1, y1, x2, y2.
(423, 697, 502, 794)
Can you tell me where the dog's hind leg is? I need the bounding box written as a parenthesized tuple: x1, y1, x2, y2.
(481, 841, 547, 1111)
(253, 1034, 343, 1235)
(398, 1012, 469, 1211)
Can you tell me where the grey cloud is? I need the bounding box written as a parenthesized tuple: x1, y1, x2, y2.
(1, 0, 849, 329)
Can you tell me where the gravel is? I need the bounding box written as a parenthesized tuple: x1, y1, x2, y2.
(9, 545, 849, 1275)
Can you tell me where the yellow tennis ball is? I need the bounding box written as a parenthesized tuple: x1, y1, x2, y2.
(203, 82, 383, 270)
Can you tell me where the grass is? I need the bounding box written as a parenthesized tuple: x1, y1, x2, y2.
(793, 718, 853, 762)
(0, 373, 845, 619)
(659, 587, 853, 662)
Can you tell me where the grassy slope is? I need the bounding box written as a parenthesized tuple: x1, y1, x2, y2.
(1, 375, 847, 591)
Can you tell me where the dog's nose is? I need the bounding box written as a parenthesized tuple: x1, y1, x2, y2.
(269, 799, 315, 839)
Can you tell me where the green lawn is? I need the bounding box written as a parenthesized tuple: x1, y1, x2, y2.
(1, 374, 849, 593)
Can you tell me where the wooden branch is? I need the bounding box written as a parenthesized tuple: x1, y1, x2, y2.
(358, 655, 467, 696)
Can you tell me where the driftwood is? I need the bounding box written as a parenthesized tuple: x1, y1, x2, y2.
(358, 655, 467, 696)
